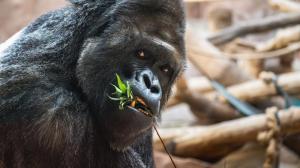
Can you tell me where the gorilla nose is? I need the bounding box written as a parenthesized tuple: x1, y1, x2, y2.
(132, 69, 162, 115)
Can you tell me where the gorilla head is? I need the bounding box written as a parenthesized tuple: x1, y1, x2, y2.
(76, 0, 185, 150)
(0, 0, 185, 167)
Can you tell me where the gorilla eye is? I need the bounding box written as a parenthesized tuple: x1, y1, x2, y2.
(137, 50, 145, 59)
(160, 64, 172, 75)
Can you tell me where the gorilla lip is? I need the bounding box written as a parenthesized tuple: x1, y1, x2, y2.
(128, 97, 153, 117)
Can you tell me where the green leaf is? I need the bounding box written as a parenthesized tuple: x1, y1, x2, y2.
(126, 81, 133, 99)
(116, 74, 127, 93)
(121, 102, 126, 107)
(119, 97, 127, 101)
(111, 84, 123, 94)
(108, 95, 121, 101)
(109, 73, 135, 110)
(119, 104, 124, 110)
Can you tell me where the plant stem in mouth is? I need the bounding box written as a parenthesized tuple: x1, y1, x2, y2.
(109, 74, 176, 167)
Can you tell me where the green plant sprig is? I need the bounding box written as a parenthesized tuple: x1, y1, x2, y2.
(108, 74, 134, 110)
(108, 75, 175, 166)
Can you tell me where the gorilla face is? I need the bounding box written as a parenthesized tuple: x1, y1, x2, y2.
(76, 0, 185, 150)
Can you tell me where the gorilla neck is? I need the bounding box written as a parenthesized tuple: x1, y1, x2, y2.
(25, 115, 151, 167)
(81, 122, 151, 168)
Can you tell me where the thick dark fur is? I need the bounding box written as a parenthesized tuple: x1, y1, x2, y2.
(0, 0, 185, 167)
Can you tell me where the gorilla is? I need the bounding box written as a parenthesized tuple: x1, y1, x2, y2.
(0, 0, 185, 167)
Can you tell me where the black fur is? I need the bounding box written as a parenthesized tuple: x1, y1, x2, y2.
(0, 0, 185, 167)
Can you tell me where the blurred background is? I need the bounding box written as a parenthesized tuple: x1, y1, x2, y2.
(1, 0, 300, 168)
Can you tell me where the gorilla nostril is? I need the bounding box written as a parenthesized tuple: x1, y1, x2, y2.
(143, 74, 151, 89)
(150, 86, 160, 94)
(135, 72, 140, 81)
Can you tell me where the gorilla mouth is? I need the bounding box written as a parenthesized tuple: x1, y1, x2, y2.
(127, 97, 153, 117)
(109, 74, 158, 117)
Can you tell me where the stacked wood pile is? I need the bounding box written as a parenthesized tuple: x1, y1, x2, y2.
(1, 0, 299, 167)
(155, 0, 300, 167)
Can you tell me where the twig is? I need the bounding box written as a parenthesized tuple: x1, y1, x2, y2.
(200, 42, 300, 60)
(208, 13, 300, 45)
(153, 125, 177, 168)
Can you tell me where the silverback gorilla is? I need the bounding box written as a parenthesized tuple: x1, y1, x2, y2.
(0, 0, 185, 167)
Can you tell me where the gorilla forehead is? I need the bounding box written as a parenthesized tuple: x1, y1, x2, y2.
(100, 1, 185, 65)
(70, 0, 184, 15)
(71, 0, 185, 36)
(116, 0, 185, 34)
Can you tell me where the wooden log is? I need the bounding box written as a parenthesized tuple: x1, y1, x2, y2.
(207, 6, 232, 33)
(205, 72, 300, 103)
(283, 134, 300, 156)
(166, 96, 182, 108)
(182, 91, 241, 123)
(223, 41, 300, 60)
(186, 27, 252, 85)
(194, 39, 300, 60)
(154, 151, 212, 168)
(255, 25, 300, 52)
(187, 77, 212, 93)
(154, 126, 242, 161)
(166, 77, 219, 108)
(168, 71, 300, 107)
(208, 13, 300, 45)
(170, 77, 213, 96)
(269, 0, 300, 13)
(174, 76, 240, 123)
(239, 59, 264, 77)
(154, 108, 300, 159)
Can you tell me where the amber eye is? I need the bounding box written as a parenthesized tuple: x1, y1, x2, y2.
(160, 64, 171, 74)
(137, 50, 145, 59)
